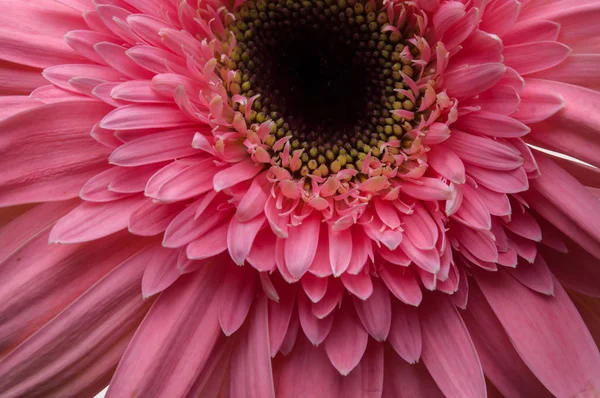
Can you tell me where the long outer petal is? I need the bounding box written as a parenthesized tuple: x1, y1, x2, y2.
(462, 283, 552, 398)
(420, 293, 486, 398)
(0, 244, 156, 397)
(229, 296, 276, 398)
(474, 269, 600, 397)
(106, 263, 225, 398)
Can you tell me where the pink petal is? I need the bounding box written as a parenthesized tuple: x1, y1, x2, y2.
(383, 347, 444, 398)
(236, 172, 270, 222)
(379, 264, 423, 306)
(285, 213, 321, 279)
(341, 272, 373, 300)
(527, 81, 600, 169)
(268, 282, 297, 356)
(503, 41, 571, 75)
(543, 241, 600, 298)
(108, 128, 198, 166)
(339, 341, 384, 398)
(455, 111, 530, 138)
(247, 228, 277, 272)
(507, 254, 554, 295)
(0, 101, 112, 206)
(0, 200, 77, 264)
(389, 301, 422, 363)
(128, 199, 184, 236)
(311, 278, 344, 319)
(49, 196, 145, 243)
(329, 225, 352, 277)
(302, 273, 328, 303)
(530, 156, 600, 252)
(100, 104, 193, 130)
(462, 284, 552, 398)
(420, 294, 486, 398)
(141, 245, 181, 298)
(218, 264, 258, 336)
(229, 296, 276, 398)
(531, 54, 600, 91)
(511, 78, 565, 124)
(444, 63, 506, 99)
(324, 303, 369, 375)
(468, 164, 529, 194)
(107, 264, 224, 397)
(213, 158, 264, 192)
(401, 177, 452, 201)
(186, 222, 228, 260)
(353, 278, 392, 341)
(474, 269, 600, 397)
(427, 145, 465, 184)
(227, 215, 266, 265)
(447, 129, 523, 171)
(277, 335, 342, 397)
(479, 0, 520, 36)
(399, 238, 440, 273)
(0, 242, 154, 397)
(298, 291, 334, 345)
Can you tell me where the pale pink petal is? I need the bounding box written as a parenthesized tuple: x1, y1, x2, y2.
(427, 145, 466, 184)
(447, 129, 523, 171)
(213, 158, 264, 192)
(101, 104, 194, 130)
(128, 199, 185, 236)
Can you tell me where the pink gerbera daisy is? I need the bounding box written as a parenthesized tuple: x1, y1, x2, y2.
(0, 0, 599, 396)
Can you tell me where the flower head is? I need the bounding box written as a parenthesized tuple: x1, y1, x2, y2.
(0, 0, 599, 396)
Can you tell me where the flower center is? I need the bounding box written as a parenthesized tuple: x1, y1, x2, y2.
(220, 0, 436, 178)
